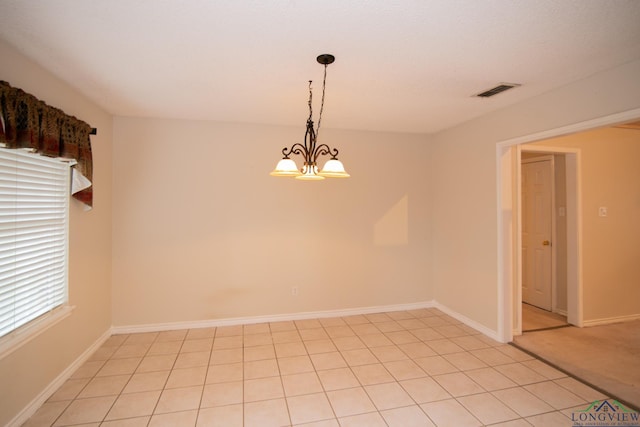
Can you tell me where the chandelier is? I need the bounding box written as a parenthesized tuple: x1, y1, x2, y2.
(270, 54, 349, 180)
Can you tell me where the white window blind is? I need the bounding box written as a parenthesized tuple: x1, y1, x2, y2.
(0, 148, 71, 340)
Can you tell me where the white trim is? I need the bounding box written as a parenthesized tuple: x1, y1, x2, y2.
(112, 301, 437, 335)
(432, 302, 503, 342)
(112, 299, 503, 342)
(515, 145, 523, 337)
(565, 151, 583, 327)
(520, 154, 555, 161)
(0, 305, 74, 361)
(495, 108, 640, 149)
(515, 145, 524, 336)
(550, 156, 558, 315)
(6, 328, 112, 427)
(497, 144, 517, 341)
(582, 314, 640, 327)
(496, 107, 640, 343)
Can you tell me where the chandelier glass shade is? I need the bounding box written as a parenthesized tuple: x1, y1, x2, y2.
(270, 54, 349, 180)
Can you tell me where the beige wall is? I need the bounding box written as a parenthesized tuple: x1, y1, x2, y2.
(112, 118, 433, 327)
(0, 41, 113, 425)
(533, 127, 640, 321)
(430, 59, 640, 331)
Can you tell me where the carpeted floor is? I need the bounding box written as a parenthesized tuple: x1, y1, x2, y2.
(513, 319, 640, 411)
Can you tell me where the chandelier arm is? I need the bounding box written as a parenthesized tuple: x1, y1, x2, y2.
(313, 144, 339, 162)
(282, 143, 308, 160)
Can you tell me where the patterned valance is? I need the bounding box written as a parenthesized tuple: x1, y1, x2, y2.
(0, 80, 94, 208)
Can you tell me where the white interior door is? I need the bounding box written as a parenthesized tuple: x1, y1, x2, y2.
(522, 158, 553, 311)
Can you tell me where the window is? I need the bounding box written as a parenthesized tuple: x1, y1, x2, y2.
(0, 147, 73, 357)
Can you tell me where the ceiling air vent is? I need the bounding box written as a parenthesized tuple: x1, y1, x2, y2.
(475, 83, 521, 98)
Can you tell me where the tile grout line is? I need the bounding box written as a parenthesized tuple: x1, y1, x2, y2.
(29, 309, 618, 427)
(150, 330, 182, 426)
(292, 321, 340, 426)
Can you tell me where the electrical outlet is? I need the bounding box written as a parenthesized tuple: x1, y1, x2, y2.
(598, 206, 607, 217)
(291, 286, 298, 296)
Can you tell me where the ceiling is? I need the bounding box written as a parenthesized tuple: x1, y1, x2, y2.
(1, 0, 640, 134)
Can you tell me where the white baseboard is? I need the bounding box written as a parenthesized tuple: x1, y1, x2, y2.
(112, 301, 437, 335)
(7, 328, 112, 427)
(582, 313, 640, 327)
(433, 302, 502, 342)
(112, 300, 502, 342)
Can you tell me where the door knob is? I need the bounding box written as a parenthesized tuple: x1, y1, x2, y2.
(542, 240, 550, 246)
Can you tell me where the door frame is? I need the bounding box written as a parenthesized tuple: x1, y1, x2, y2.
(496, 107, 640, 343)
(521, 154, 556, 313)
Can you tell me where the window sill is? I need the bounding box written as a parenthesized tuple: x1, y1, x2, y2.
(0, 305, 75, 361)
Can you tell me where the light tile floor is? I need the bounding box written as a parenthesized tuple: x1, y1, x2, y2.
(23, 308, 608, 426)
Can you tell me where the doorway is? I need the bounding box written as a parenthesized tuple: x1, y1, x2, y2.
(520, 154, 569, 334)
(519, 148, 578, 335)
(497, 107, 640, 343)
(520, 153, 572, 332)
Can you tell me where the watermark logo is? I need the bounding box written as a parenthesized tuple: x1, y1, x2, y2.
(572, 400, 639, 426)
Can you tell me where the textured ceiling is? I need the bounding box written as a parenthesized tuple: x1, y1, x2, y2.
(1, 0, 640, 134)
